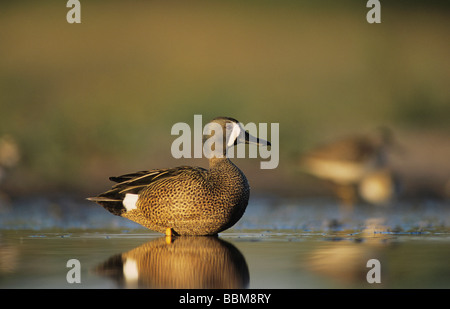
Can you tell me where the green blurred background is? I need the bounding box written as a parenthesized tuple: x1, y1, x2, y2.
(0, 0, 449, 199)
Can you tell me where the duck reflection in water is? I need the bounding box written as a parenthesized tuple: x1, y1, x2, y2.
(94, 236, 249, 289)
(307, 219, 393, 287)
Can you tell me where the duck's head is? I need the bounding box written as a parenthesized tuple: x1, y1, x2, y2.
(203, 117, 271, 158)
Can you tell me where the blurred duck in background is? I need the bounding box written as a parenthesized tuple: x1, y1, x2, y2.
(445, 179, 450, 200)
(0, 134, 20, 209)
(0, 134, 20, 184)
(358, 167, 400, 206)
(300, 127, 400, 207)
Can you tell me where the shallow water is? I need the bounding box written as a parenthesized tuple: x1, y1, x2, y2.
(1, 196, 450, 288)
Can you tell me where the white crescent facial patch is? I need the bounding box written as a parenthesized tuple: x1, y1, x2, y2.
(227, 122, 241, 147)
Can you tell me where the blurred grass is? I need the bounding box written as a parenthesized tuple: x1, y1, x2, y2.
(0, 1, 449, 196)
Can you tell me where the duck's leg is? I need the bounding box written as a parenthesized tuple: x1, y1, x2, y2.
(334, 184, 356, 212)
(165, 228, 173, 244)
(165, 227, 172, 236)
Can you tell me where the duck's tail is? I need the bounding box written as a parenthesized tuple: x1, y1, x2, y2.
(86, 189, 126, 216)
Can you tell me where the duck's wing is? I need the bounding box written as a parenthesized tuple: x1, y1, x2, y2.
(110, 166, 207, 191)
(87, 166, 208, 216)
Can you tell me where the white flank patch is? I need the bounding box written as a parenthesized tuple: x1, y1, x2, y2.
(123, 258, 139, 283)
(123, 193, 139, 212)
(227, 122, 241, 147)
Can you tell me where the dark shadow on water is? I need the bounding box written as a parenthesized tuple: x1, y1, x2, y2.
(94, 236, 249, 289)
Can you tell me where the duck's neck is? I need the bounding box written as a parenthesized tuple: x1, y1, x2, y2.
(208, 157, 233, 170)
(207, 157, 248, 197)
(208, 157, 244, 179)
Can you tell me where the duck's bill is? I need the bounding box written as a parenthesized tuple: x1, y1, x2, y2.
(243, 131, 271, 146)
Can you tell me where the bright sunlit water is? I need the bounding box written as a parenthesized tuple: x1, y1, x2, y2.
(1, 196, 449, 288)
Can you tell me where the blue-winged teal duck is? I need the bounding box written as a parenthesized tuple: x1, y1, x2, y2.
(88, 117, 270, 236)
(300, 127, 399, 205)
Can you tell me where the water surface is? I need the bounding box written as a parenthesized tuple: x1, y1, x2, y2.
(1, 196, 449, 288)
